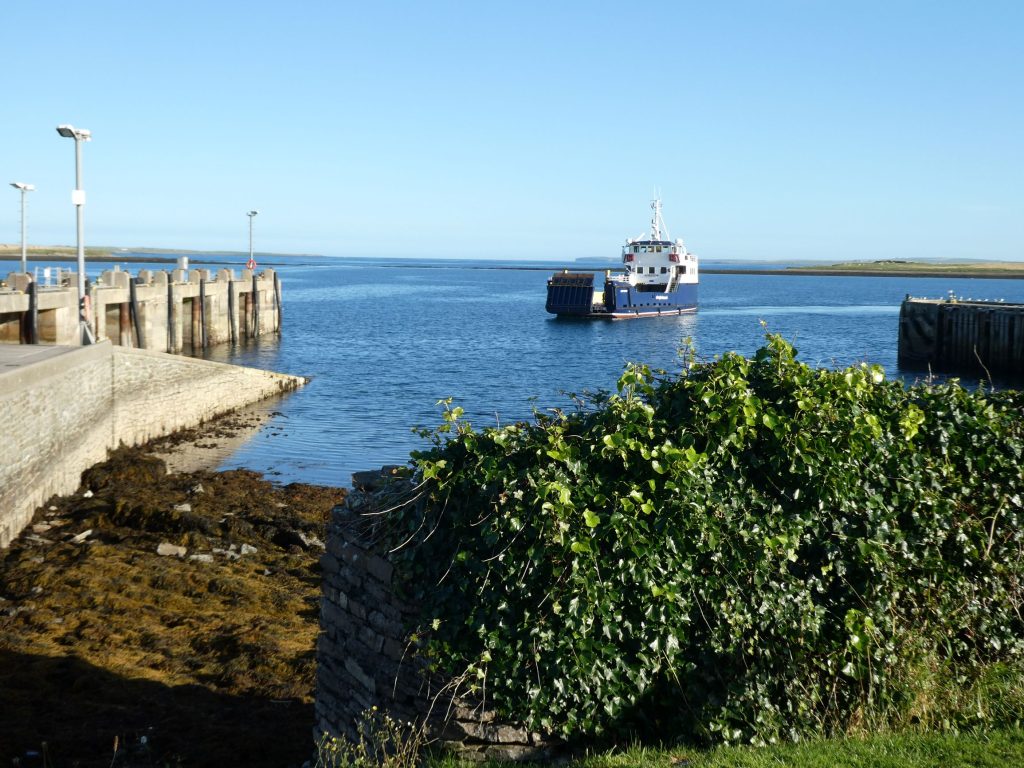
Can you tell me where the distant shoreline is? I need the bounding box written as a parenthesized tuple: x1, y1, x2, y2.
(3, 247, 1024, 279)
(539, 263, 1024, 279)
(704, 267, 1024, 280)
(0, 245, 315, 265)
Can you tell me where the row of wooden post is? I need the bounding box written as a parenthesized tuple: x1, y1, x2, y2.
(15, 273, 282, 353)
(19, 281, 38, 345)
(173, 274, 282, 354)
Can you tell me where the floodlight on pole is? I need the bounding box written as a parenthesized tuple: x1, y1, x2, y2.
(56, 123, 94, 344)
(9, 182, 35, 274)
(247, 210, 258, 268)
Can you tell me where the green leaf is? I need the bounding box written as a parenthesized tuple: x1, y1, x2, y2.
(399, 333, 1024, 744)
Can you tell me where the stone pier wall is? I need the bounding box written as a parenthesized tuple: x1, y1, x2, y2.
(316, 468, 561, 762)
(0, 341, 305, 549)
(0, 266, 281, 353)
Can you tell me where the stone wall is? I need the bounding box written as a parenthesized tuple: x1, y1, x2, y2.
(109, 345, 300, 446)
(0, 344, 114, 549)
(316, 468, 562, 762)
(0, 341, 304, 549)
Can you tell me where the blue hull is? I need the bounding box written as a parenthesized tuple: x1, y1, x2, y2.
(546, 273, 698, 319)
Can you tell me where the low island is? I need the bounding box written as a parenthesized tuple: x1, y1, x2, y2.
(0, 244, 315, 265)
(5, 245, 1024, 278)
(705, 259, 1024, 279)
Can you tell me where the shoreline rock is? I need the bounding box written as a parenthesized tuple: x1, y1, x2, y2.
(0, 441, 347, 766)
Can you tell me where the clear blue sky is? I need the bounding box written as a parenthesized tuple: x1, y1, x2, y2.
(3, 1, 1022, 261)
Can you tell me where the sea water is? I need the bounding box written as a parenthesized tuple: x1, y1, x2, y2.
(197, 258, 1024, 486)
(6, 256, 1023, 486)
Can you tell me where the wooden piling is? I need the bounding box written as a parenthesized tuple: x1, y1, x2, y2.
(87, 278, 101, 343)
(228, 279, 237, 344)
(4, 267, 284, 353)
(25, 281, 38, 345)
(119, 302, 131, 347)
(190, 296, 201, 354)
(899, 296, 1024, 379)
(243, 290, 252, 338)
(129, 278, 145, 349)
(199, 278, 208, 349)
(167, 282, 176, 353)
(251, 274, 259, 338)
(274, 273, 282, 333)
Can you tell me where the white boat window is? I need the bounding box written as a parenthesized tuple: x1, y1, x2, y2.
(660, 266, 667, 274)
(649, 267, 655, 274)
(656, 246, 663, 253)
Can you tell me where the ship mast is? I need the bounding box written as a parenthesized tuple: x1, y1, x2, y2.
(650, 198, 669, 241)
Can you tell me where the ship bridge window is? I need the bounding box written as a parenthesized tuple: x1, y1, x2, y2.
(656, 245, 663, 253)
(633, 246, 639, 253)
(648, 267, 655, 274)
(660, 266, 667, 274)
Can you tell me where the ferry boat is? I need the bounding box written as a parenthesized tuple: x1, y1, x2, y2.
(545, 199, 698, 319)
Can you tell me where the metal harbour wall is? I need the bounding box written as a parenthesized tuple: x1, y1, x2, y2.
(0, 266, 282, 353)
(898, 296, 1024, 378)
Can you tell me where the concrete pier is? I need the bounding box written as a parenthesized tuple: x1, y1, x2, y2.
(0, 341, 305, 549)
(898, 295, 1024, 378)
(0, 266, 282, 352)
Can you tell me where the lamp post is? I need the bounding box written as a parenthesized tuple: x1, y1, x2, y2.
(247, 210, 258, 268)
(56, 124, 93, 344)
(9, 182, 35, 274)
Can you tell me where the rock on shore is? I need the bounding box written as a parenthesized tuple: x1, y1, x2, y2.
(0, 445, 347, 767)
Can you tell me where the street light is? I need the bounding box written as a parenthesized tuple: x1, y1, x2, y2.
(56, 123, 94, 344)
(247, 210, 258, 268)
(9, 182, 35, 274)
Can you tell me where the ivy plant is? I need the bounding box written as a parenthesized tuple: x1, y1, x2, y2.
(389, 336, 1024, 745)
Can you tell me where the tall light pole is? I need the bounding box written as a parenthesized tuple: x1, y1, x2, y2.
(56, 124, 94, 344)
(247, 210, 258, 268)
(9, 182, 35, 274)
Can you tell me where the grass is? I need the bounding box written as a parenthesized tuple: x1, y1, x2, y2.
(0, 243, 315, 260)
(786, 259, 1024, 277)
(0, 243, 116, 258)
(429, 728, 1024, 767)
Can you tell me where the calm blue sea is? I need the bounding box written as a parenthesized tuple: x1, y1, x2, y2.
(6, 256, 1024, 486)
(198, 258, 1024, 487)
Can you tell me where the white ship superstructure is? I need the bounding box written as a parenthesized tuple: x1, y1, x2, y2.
(546, 198, 699, 319)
